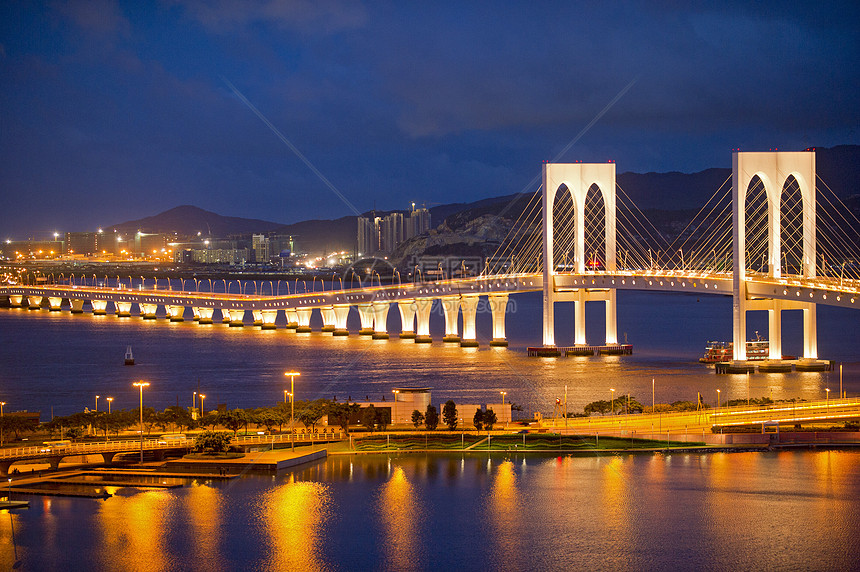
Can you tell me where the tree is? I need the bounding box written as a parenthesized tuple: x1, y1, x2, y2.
(411, 410, 425, 429)
(473, 409, 484, 431)
(221, 409, 248, 437)
(254, 408, 279, 433)
(298, 400, 327, 432)
(361, 405, 378, 432)
(424, 405, 439, 430)
(442, 400, 458, 430)
(483, 408, 497, 431)
(193, 430, 232, 454)
(584, 400, 612, 416)
(376, 408, 391, 431)
(327, 402, 360, 433)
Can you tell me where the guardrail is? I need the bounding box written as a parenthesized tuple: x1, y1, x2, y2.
(0, 431, 345, 461)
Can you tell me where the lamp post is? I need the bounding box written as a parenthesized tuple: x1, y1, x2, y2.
(716, 389, 721, 410)
(826, 388, 830, 410)
(199, 394, 206, 417)
(95, 395, 100, 412)
(500, 391, 508, 428)
(133, 382, 149, 465)
(285, 371, 300, 451)
(107, 397, 113, 414)
(652, 378, 655, 412)
(284, 390, 288, 404)
(193, 391, 197, 414)
(840, 363, 843, 399)
(0, 401, 5, 447)
(610, 388, 615, 415)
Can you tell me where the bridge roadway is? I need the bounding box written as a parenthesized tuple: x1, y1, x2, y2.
(0, 431, 344, 476)
(539, 397, 860, 434)
(1, 271, 857, 348)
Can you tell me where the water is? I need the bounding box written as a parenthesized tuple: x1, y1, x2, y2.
(2, 451, 859, 570)
(1, 290, 858, 418)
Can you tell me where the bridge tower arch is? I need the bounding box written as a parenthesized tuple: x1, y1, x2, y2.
(542, 163, 616, 347)
(732, 151, 817, 360)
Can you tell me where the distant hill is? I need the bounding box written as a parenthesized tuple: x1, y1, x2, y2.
(108, 205, 281, 236)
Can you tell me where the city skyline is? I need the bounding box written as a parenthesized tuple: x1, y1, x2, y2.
(1, 2, 857, 239)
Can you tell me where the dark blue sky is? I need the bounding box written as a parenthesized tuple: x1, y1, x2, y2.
(1, 1, 858, 239)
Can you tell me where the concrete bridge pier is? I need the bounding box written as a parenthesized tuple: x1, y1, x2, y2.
(48, 296, 63, 311)
(320, 307, 336, 332)
(803, 303, 818, 359)
(140, 303, 158, 319)
(192, 306, 201, 321)
(357, 303, 375, 335)
(489, 294, 509, 347)
(197, 307, 214, 324)
(101, 451, 120, 465)
(70, 298, 85, 313)
(414, 298, 433, 343)
(167, 305, 185, 322)
(229, 309, 246, 327)
(92, 300, 108, 315)
(371, 301, 390, 339)
(27, 296, 42, 310)
(459, 295, 479, 347)
(115, 302, 132, 317)
(252, 310, 263, 327)
(285, 309, 300, 330)
(398, 300, 417, 339)
(0, 460, 14, 477)
(260, 310, 278, 329)
(9, 295, 23, 307)
(333, 305, 350, 336)
(295, 308, 313, 332)
(441, 296, 461, 342)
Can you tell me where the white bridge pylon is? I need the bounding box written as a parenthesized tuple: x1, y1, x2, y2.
(542, 162, 617, 347)
(733, 151, 817, 360)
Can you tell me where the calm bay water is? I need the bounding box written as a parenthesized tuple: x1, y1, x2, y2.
(2, 450, 859, 571)
(0, 290, 858, 418)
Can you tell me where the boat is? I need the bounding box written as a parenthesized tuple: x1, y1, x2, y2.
(699, 332, 769, 363)
(124, 346, 135, 366)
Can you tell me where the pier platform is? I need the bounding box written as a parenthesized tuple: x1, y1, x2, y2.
(165, 448, 327, 473)
(715, 359, 833, 374)
(528, 344, 633, 357)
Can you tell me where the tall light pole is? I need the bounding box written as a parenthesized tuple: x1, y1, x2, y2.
(500, 391, 507, 428)
(133, 382, 149, 465)
(285, 371, 300, 451)
(0, 402, 5, 447)
(840, 363, 843, 399)
(95, 395, 100, 412)
(199, 394, 206, 417)
(284, 390, 288, 404)
(610, 388, 615, 415)
(826, 388, 830, 410)
(107, 397, 113, 414)
(652, 378, 655, 412)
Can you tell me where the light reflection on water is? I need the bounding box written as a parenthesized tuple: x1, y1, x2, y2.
(0, 451, 859, 570)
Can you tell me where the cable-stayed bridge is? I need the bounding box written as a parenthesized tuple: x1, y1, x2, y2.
(2, 151, 859, 359)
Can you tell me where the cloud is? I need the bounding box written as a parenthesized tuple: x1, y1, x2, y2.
(53, 0, 130, 37)
(169, 0, 367, 34)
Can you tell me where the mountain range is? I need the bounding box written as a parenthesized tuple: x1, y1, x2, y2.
(108, 145, 859, 255)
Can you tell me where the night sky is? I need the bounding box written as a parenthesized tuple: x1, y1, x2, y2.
(1, 1, 857, 239)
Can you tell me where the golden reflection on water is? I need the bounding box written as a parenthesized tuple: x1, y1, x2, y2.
(378, 466, 422, 570)
(260, 475, 331, 572)
(600, 456, 631, 544)
(184, 484, 223, 568)
(488, 460, 521, 568)
(98, 491, 171, 572)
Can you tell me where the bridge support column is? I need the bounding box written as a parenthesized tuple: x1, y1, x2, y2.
(229, 309, 245, 327)
(9, 295, 23, 307)
(285, 309, 299, 330)
(605, 289, 617, 345)
(140, 303, 158, 319)
(574, 290, 587, 346)
(92, 300, 108, 315)
(803, 303, 817, 359)
(768, 300, 783, 359)
(48, 297, 63, 311)
(489, 294, 509, 346)
(441, 296, 460, 342)
(333, 305, 350, 336)
(371, 301, 390, 339)
(197, 307, 213, 324)
(357, 303, 375, 335)
(398, 300, 417, 339)
(115, 302, 132, 317)
(460, 296, 479, 347)
(70, 298, 85, 313)
(295, 308, 312, 332)
(320, 307, 336, 332)
(220, 309, 232, 324)
(192, 306, 201, 321)
(414, 298, 433, 343)
(261, 310, 278, 329)
(252, 310, 263, 327)
(167, 305, 185, 322)
(27, 296, 42, 310)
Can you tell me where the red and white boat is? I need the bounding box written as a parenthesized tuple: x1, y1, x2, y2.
(699, 333, 769, 363)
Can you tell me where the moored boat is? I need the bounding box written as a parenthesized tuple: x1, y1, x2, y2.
(699, 333, 769, 363)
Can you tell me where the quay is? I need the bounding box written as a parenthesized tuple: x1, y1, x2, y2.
(528, 344, 633, 357)
(715, 359, 833, 374)
(166, 448, 327, 474)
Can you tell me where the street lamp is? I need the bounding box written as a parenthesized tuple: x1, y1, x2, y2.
(826, 388, 830, 409)
(500, 391, 508, 428)
(95, 395, 100, 412)
(132, 381, 150, 465)
(106, 397, 113, 414)
(610, 388, 615, 415)
(285, 371, 300, 451)
(284, 390, 288, 404)
(716, 389, 721, 410)
(0, 401, 5, 447)
(199, 394, 206, 417)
